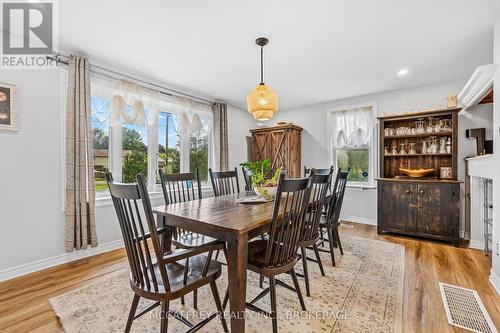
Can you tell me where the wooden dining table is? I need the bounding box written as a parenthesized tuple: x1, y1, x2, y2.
(153, 192, 275, 333)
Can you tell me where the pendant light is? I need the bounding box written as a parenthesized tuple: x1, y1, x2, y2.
(247, 37, 278, 121)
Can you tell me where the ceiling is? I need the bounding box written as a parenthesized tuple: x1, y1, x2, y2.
(59, 0, 500, 110)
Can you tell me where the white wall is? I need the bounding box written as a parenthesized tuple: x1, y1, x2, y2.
(0, 69, 255, 280)
(270, 79, 494, 229)
(491, 17, 500, 294)
(227, 104, 258, 185)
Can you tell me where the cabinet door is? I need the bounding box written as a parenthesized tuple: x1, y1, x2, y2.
(416, 184, 458, 238)
(378, 182, 417, 233)
(270, 130, 289, 172)
(251, 132, 271, 162)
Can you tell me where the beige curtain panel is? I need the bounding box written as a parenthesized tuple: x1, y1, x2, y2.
(213, 102, 228, 171)
(65, 54, 97, 252)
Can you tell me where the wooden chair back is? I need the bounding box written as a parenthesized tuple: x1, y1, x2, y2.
(159, 169, 203, 241)
(242, 167, 253, 191)
(159, 168, 202, 204)
(264, 173, 313, 268)
(304, 166, 334, 177)
(301, 169, 333, 242)
(326, 168, 349, 226)
(106, 173, 170, 293)
(209, 167, 240, 196)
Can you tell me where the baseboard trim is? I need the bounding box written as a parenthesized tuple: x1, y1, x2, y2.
(489, 270, 500, 296)
(0, 239, 124, 282)
(341, 215, 377, 226)
(469, 240, 485, 250)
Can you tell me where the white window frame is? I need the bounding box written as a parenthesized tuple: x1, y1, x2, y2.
(326, 101, 378, 188)
(152, 110, 214, 191)
(91, 97, 214, 199)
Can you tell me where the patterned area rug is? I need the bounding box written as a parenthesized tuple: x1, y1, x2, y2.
(49, 236, 404, 333)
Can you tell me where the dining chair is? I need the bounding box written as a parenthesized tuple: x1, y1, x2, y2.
(159, 168, 225, 309)
(297, 168, 333, 297)
(106, 173, 228, 333)
(318, 168, 349, 266)
(241, 167, 253, 191)
(304, 166, 334, 177)
(225, 172, 313, 333)
(209, 167, 240, 196)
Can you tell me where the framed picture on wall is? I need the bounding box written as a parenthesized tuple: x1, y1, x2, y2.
(0, 82, 18, 132)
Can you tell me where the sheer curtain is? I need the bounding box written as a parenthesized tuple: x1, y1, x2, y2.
(332, 106, 372, 148)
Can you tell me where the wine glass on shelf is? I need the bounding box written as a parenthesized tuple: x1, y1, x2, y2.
(399, 143, 407, 155)
(408, 142, 417, 155)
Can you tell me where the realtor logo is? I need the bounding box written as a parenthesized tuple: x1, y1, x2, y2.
(1, 0, 57, 68)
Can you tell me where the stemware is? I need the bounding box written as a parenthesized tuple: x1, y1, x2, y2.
(426, 117, 435, 133)
(384, 146, 390, 156)
(408, 143, 417, 155)
(439, 137, 447, 154)
(399, 143, 407, 155)
(415, 119, 426, 134)
(422, 139, 428, 154)
(391, 145, 398, 155)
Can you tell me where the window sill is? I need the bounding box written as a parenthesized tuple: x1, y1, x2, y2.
(346, 184, 377, 190)
(95, 186, 215, 208)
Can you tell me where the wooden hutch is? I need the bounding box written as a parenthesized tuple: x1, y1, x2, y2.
(377, 108, 461, 246)
(249, 124, 302, 178)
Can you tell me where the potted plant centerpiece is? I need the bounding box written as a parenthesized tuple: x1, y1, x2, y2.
(240, 159, 282, 201)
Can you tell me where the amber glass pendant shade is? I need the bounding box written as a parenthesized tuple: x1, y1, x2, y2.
(247, 37, 278, 121)
(247, 84, 278, 121)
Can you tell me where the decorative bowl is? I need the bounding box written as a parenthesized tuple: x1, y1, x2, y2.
(399, 168, 435, 178)
(254, 186, 277, 201)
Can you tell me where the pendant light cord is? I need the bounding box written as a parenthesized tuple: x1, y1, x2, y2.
(260, 45, 264, 85)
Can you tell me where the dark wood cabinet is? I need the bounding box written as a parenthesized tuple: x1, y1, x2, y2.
(377, 108, 461, 246)
(249, 124, 302, 178)
(377, 180, 460, 246)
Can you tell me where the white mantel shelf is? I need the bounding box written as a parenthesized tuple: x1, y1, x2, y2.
(466, 154, 494, 179)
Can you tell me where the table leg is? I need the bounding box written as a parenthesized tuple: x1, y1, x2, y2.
(158, 215, 172, 254)
(226, 233, 248, 333)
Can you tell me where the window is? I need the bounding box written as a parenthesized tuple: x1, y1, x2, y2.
(122, 120, 148, 183)
(91, 96, 110, 192)
(91, 81, 213, 195)
(327, 102, 376, 186)
(189, 117, 210, 182)
(157, 112, 180, 177)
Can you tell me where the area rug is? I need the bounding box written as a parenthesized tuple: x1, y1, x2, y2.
(49, 236, 404, 333)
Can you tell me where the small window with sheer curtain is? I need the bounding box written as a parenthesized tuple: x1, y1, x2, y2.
(328, 103, 376, 186)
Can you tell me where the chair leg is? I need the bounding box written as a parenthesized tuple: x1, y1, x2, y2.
(269, 276, 278, 333)
(300, 247, 311, 297)
(193, 289, 198, 310)
(259, 274, 264, 288)
(125, 294, 140, 333)
(327, 228, 336, 267)
(335, 227, 344, 255)
(290, 268, 306, 311)
(160, 301, 169, 333)
(312, 244, 325, 277)
(222, 287, 229, 310)
(214, 249, 220, 261)
(210, 281, 229, 332)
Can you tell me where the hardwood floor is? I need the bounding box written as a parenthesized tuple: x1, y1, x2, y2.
(0, 222, 499, 332)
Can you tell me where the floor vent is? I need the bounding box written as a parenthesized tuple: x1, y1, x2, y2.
(439, 282, 498, 333)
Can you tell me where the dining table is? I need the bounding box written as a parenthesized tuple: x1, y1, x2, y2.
(153, 191, 276, 333)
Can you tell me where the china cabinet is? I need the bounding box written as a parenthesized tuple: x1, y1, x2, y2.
(377, 108, 461, 246)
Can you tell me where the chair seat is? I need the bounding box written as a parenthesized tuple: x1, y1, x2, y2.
(247, 240, 297, 274)
(130, 254, 221, 300)
(173, 233, 222, 249)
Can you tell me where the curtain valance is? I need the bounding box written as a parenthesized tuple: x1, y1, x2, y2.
(332, 106, 372, 148)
